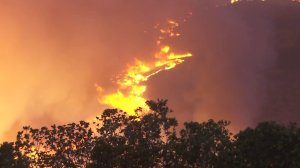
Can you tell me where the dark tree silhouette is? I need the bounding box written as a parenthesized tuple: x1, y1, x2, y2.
(88, 100, 233, 168)
(233, 122, 300, 168)
(177, 120, 233, 168)
(88, 100, 179, 168)
(0, 142, 28, 168)
(15, 121, 95, 168)
(0, 142, 15, 168)
(1, 100, 300, 167)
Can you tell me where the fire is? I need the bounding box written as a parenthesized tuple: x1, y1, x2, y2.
(28, 147, 39, 160)
(97, 17, 192, 115)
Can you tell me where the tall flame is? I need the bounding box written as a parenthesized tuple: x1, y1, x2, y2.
(97, 16, 192, 115)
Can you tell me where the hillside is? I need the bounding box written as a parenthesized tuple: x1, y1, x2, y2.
(230, 0, 300, 123)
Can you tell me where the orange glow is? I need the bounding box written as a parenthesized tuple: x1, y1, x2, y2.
(28, 147, 39, 159)
(97, 19, 193, 115)
(230, 0, 275, 3)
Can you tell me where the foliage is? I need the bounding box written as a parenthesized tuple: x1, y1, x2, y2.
(1, 100, 300, 167)
(0, 142, 15, 168)
(88, 100, 233, 168)
(0, 142, 28, 168)
(234, 122, 300, 168)
(88, 100, 179, 168)
(15, 121, 94, 168)
(177, 120, 233, 168)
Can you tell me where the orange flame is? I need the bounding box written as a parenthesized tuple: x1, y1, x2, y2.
(97, 17, 192, 115)
(231, 0, 239, 4)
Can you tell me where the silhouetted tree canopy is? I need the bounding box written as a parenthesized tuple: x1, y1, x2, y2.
(15, 121, 94, 168)
(0, 142, 28, 168)
(233, 122, 300, 168)
(1, 99, 300, 168)
(0, 142, 15, 167)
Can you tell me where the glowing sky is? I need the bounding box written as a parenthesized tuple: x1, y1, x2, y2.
(1, 0, 300, 141)
(0, 0, 195, 141)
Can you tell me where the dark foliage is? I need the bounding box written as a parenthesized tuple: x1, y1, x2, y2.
(0, 142, 28, 168)
(15, 121, 95, 168)
(1, 99, 299, 168)
(0, 142, 15, 168)
(234, 122, 300, 168)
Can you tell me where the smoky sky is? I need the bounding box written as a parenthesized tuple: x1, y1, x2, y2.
(1, 0, 299, 141)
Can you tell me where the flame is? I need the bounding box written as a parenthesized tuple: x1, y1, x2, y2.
(97, 17, 192, 115)
(28, 147, 39, 159)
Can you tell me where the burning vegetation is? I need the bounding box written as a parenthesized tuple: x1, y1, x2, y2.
(97, 18, 192, 114)
(1, 0, 300, 167)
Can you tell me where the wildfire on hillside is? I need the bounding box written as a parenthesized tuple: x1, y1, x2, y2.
(97, 15, 193, 115)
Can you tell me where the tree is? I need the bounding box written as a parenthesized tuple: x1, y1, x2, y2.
(88, 100, 233, 168)
(0, 142, 28, 168)
(177, 120, 233, 168)
(0, 142, 15, 168)
(7, 99, 300, 167)
(89, 100, 179, 168)
(15, 121, 95, 168)
(234, 122, 300, 168)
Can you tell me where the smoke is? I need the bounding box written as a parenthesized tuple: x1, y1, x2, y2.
(148, 0, 300, 131)
(148, 2, 277, 131)
(0, 0, 298, 141)
(0, 0, 198, 141)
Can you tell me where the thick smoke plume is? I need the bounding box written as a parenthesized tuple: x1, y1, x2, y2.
(1, 0, 299, 141)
